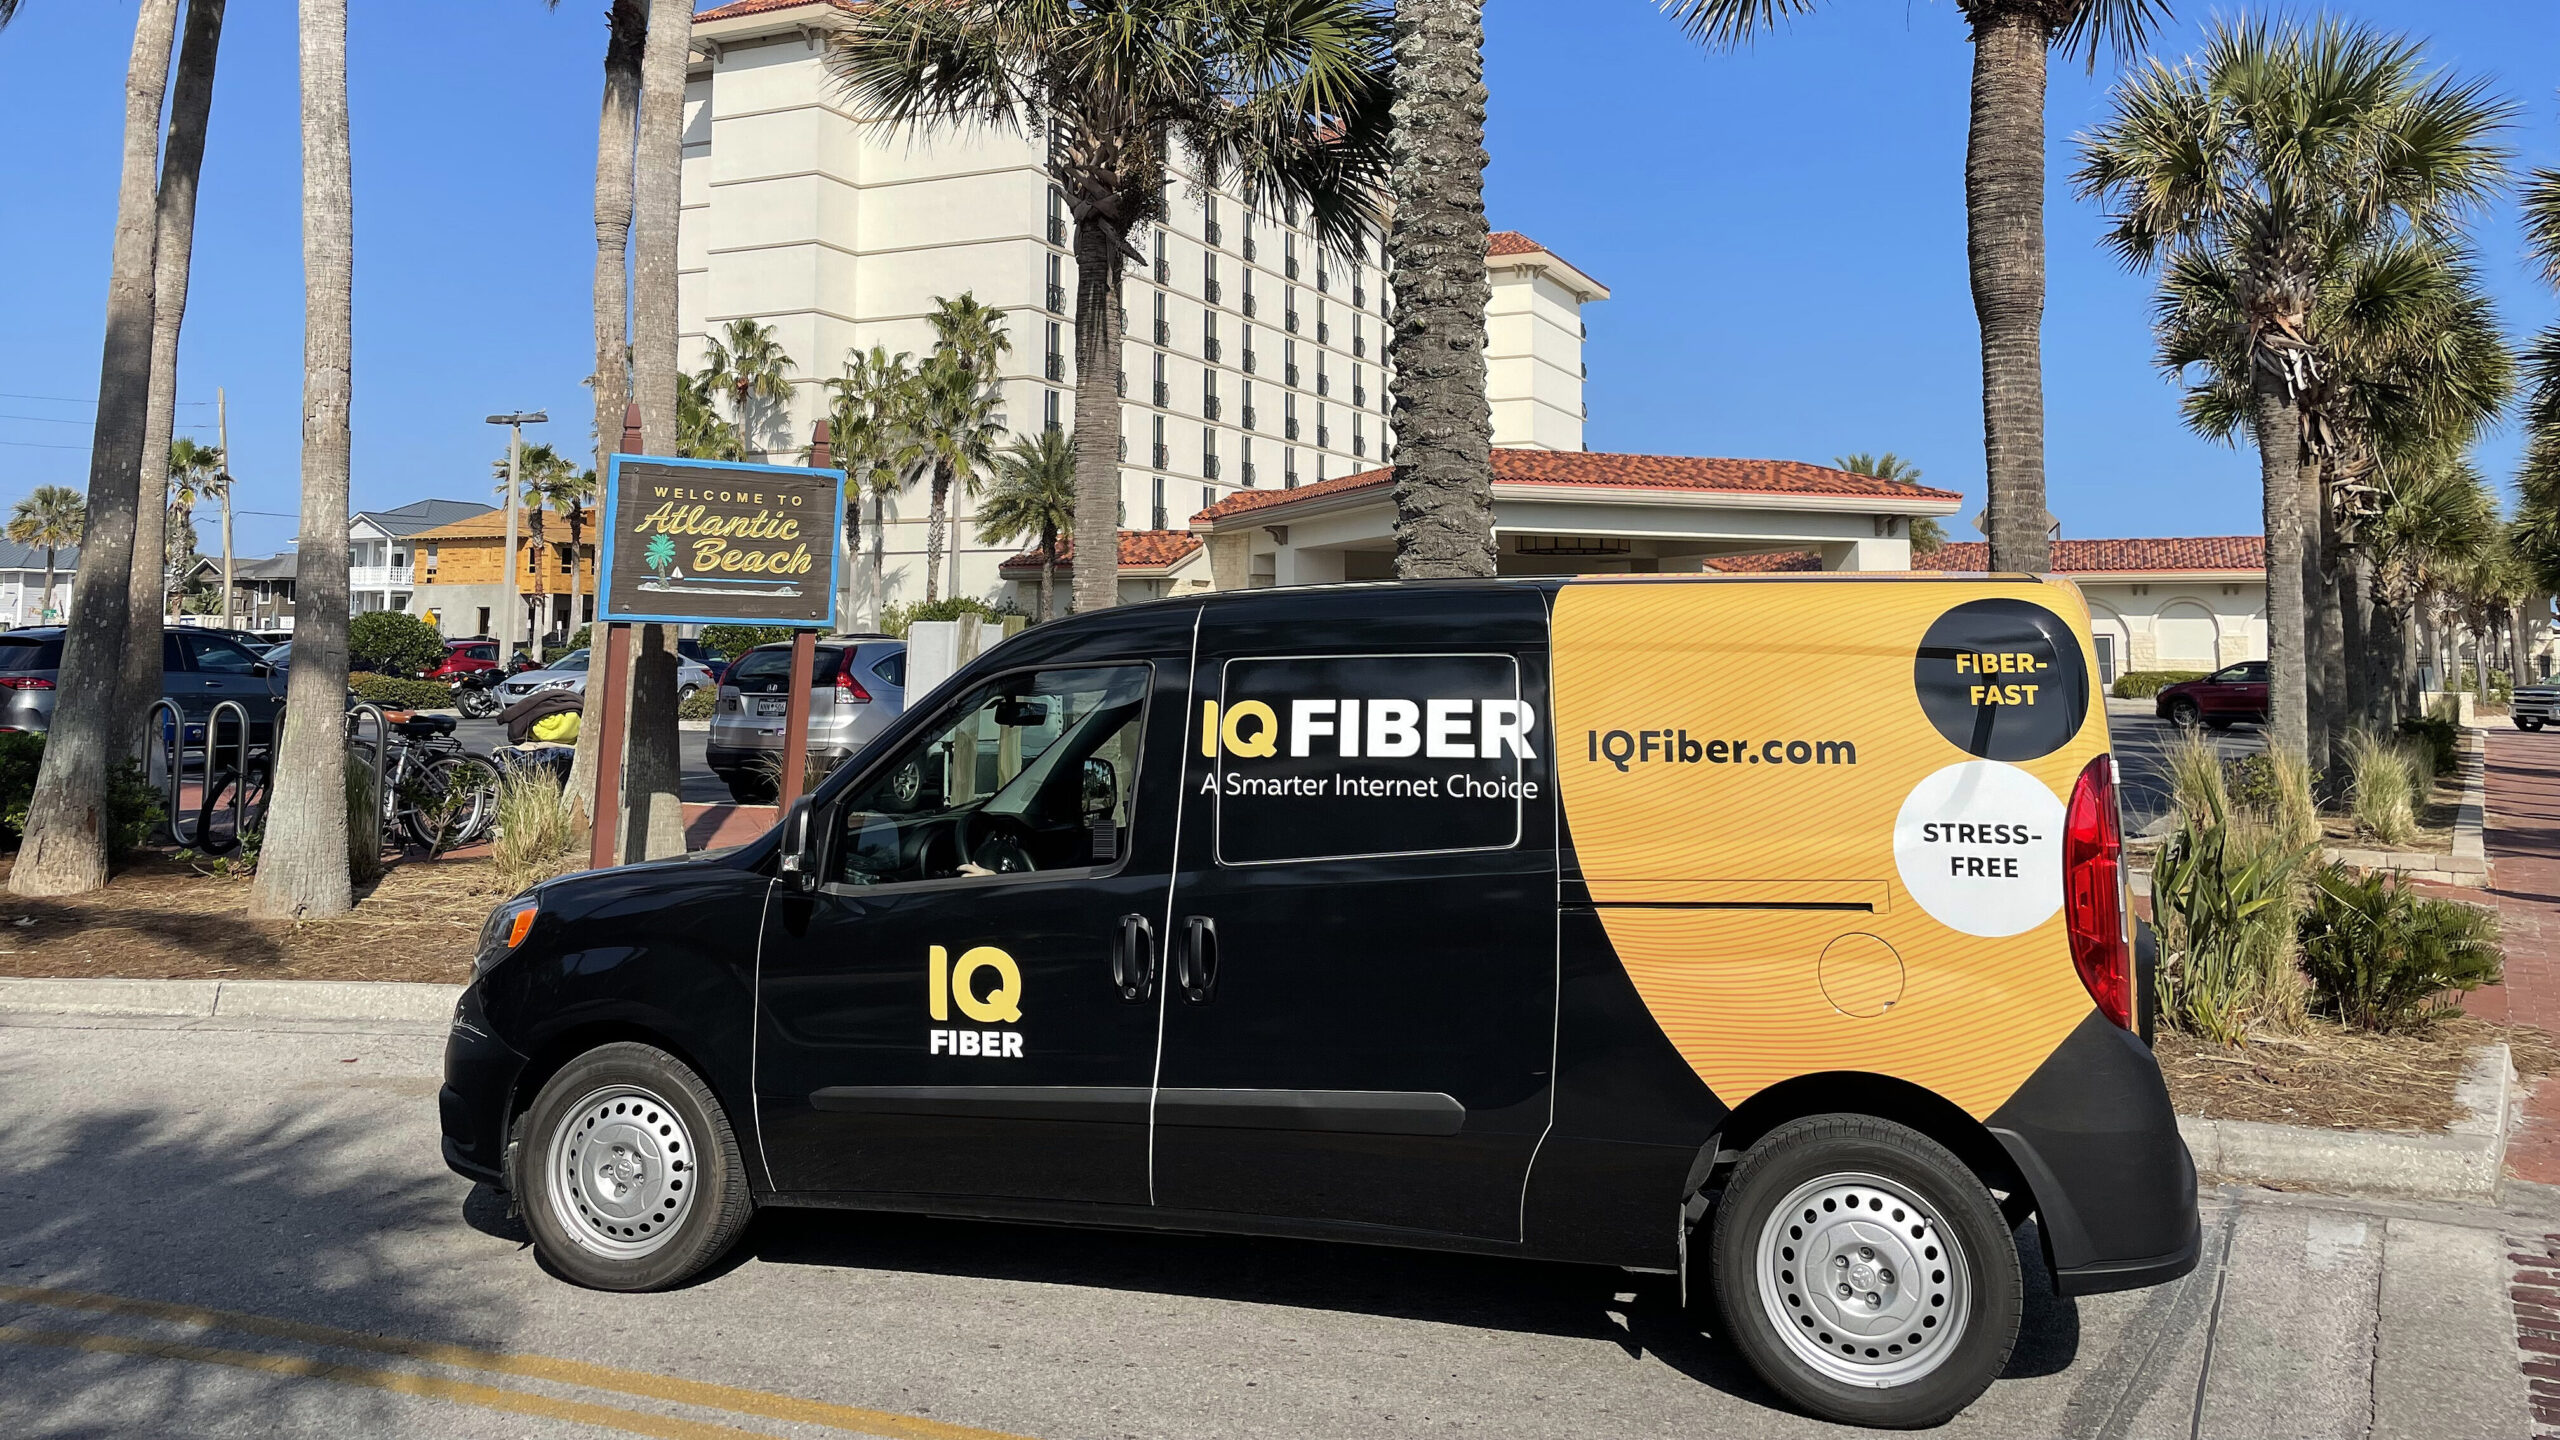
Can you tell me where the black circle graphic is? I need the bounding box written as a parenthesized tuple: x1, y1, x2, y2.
(1913, 598, 2088, 760)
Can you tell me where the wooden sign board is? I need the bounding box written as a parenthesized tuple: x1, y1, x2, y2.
(596, 454, 844, 628)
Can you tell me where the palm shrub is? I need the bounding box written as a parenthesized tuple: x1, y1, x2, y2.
(2111, 671, 2204, 699)
(2298, 866, 2500, 1031)
(2344, 727, 2419, 847)
(2153, 737, 2314, 1041)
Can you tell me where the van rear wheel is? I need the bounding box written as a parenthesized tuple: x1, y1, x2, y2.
(1709, 1115, 2020, 1429)
(516, 1042, 752, 1292)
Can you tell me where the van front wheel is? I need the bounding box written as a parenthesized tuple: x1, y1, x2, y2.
(1709, 1115, 2020, 1429)
(516, 1042, 753, 1292)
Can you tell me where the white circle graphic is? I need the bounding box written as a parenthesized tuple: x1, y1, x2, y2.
(1893, 760, 2066, 938)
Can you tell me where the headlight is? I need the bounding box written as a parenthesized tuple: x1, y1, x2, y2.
(475, 896, 539, 976)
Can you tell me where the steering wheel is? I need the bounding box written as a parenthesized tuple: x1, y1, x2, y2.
(954, 808, 1039, 875)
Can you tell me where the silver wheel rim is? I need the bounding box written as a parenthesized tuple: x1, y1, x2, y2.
(1756, 1171, 1971, 1388)
(545, 1084, 698, 1260)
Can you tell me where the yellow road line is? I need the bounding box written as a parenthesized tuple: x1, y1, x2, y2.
(0, 1283, 1030, 1440)
(0, 1323, 783, 1440)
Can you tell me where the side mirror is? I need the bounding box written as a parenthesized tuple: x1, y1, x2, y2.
(1081, 757, 1119, 819)
(776, 796, 816, 892)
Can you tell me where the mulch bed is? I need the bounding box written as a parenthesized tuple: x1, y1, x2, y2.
(2157, 1015, 2557, 1133)
(0, 853, 499, 984)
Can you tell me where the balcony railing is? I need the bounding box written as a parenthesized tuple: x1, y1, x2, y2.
(1284, 418, 1300, 440)
(1317, 322, 1331, 345)
(1317, 426, 1331, 447)
(1242, 461, 1257, 487)
(1316, 269, 1330, 293)
(1285, 364, 1300, 387)
(1243, 236, 1257, 261)
(351, 565, 414, 589)
(1353, 436, 1366, 457)
(1153, 319, 1172, 346)
(1046, 284, 1065, 313)
(1204, 454, 1222, 479)
(1154, 259, 1171, 286)
(1284, 256, 1299, 280)
(1205, 279, 1222, 305)
(1206, 221, 1223, 247)
(1241, 406, 1257, 429)
(1352, 386, 1366, 407)
(1045, 353, 1065, 382)
(1047, 216, 1066, 247)
(1153, 443, 1170, 469)
(1203, 396, 1221, 420)
(1117, 370, 1128, 397)
(1152, 505, 1169, 529)
(1316, 372, 1330, 397)
(1153, 381, 1171, 407)
(1353, 285, 1366, 309)
(1242, 349, 1257, 373)
(1203, 338, 1222, 363)
(1284, 310, 1299, 334)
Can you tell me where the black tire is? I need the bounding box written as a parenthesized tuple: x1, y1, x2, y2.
(2205, 718, 2234, 733)
(457, 686, 500, 719)
(515, 1042, 753, 1292)
(2519, 717, 2544, 732)
(2166, 698, 2200, 729)
(723, 775, 776, 805)
(399, 754, 501, 850)
(1709, 1115, 2021, 1429)
(680, 683, 701, 702)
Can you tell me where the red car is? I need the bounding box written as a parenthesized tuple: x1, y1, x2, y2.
(424, 638, 503, 681)
(2153, 660, 2268, 730)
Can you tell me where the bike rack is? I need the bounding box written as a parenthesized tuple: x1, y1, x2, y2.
(344, 701, 389, 839)
(196, 699, 253, 850)
(149, 698, 185, 844)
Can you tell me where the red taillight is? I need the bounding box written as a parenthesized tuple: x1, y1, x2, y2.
(2064, 753, 2133, 1029)
(835, 656, 871, 703)
(0, 676, 55, 691)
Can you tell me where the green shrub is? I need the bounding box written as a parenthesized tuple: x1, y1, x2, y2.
(2456, 666, 2514, 704)
(2112, 670, 2207, 700)
(679, 686, 718, 720)
(879, 596, 1023, 639)
(2224, 749, 2321, 848)
(702, 623, 799, 656)
(2152, 776, 2314, 1043)
(2397, 715, 2458, 776)
(2298, 866, 2500, 1031)
(349, 673, 454, 711)
(348, 610, 447, 677)
(565, 623, 593, 654)
(2345, 727, 2419, 847)
(0, 734, 162, 862)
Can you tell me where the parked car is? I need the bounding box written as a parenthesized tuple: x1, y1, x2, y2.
(494, 647, 715, 707)
(0, 626, 281, 741)
(2513, 683, 2559, 731)
(706, 638, 906, 801)
(676, 636, 726, 672)
(445, 575, 2193, 1429)
(425, 638, 504, 681)
(2152, 661, 2267, 730)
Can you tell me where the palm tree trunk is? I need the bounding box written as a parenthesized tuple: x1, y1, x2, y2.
(926, 464, 949, 605)
(1039, 523, 1056, 623)
(620, 0, 691, 864)
(1068, 219, 1127, 615)
(247, 0, 354, 920)
(838, 485, 861, 632)
(40, 553, 55, 625)
(1387, 0, 1496, 580)
(2302, 455, 2345, 785)
(11, 0, 181, 899)
(947, 489, 965, 605)
(566, 0, 645, 832)
(118, 0, 227, 766)
(2254, 376, 2308, 764)
(1967, 9, 2049, 576)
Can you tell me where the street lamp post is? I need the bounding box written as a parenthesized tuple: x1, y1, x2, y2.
(485, 411, 547, 664)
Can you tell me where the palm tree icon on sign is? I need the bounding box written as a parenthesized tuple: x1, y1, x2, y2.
(643, 533, 680, 580)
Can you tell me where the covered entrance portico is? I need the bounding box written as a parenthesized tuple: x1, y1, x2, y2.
(1187, 452, 1962, 589)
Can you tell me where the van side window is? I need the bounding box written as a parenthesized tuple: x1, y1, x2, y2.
(829, 665, 1147, 887)
(1210, 653, 1532, 865)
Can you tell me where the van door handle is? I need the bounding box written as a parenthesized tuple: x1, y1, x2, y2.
(1180, 916, 1218, 1004)
(1111, 913, 1154, 1002)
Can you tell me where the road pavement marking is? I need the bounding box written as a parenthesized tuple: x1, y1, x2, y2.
(0, 1323, 783, 1440)
(0, 1283, 1034, 1440)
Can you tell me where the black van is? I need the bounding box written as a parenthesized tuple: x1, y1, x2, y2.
(442, 576, 2197, 1428)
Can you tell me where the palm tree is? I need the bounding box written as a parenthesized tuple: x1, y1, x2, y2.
(2074, 16, 2512, 766)
(696, 317, 797, 457)
(1388, 0, 1496, 580)
(829, 0, 1392, 616)
(10, 0, 181, 899)
(818, 344, 924, 629)
(618, 0, 693, 865)
(248, 0, 355, 920)
(551, 465, 597, 644)
(120, 0, 227, 761)
(1667, 1, 2171, 578)
(978, 429, 1079, 622)
(7, 487, 85, 625)
(676, 371, 743, 461)
(165, 437, 226, 617)
(2371, 452, 2496, 719)
(1834, 452, 1946, 553)
(2514, 151, 2560, 678)
(916, 294, 1011, 604)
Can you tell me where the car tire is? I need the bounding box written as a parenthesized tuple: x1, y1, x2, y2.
(2205, 718, 2234, 733)
(2166, 698, 2200, 729)
(680, 683, 700, 702)
(515, 1042, 753, 1292)
(1709, 1114, 2021, 1429)
(724, 775, 776, 805)
(2521, 717, 2545, 732)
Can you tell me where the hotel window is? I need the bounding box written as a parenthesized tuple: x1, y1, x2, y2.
(1353, 316, 1365, 358)
(1203, 427, 1220, 480)
(1284, 392, 1299, 441)
(1153, 229, 1170, 287)
(1352, 264, 1366, 310)
(1284, 285, 1300, 333)
(1152, 291, 1169, 347)
(1316, 354, 1329, 397)
(1152, 414, 1168, 471)
(1202, 310, 1220, 362)
(1203, 251, 1221, 305)
(1241, 435, 1257, 487)
(1317, 402, 1330, 449)
(1202, 368, 1220, 419)
(1045, 321, 1064, 381)
(1152, 474, 1167, 530)
(1316, 259, 1329, 293)
(1285, 338, 1300, 388)
(1316, 298, 1330, 345)
(1045, 254, 1064, 314)
(1204, 195, 1221, 248)
(1241, 322, 1257, 373)
(1353, 415, 1365, 457)
(1043, 389, 1062, 432)
(1242, 210, 1257, 261)
(1241, 270, 1258, 317)
(1046, 186, 1066, 247)
(1152, 352, 1168, 407)
(1284, 232, 1299, 280)
(1285, 446, 1299, 488)
(1351, 364, 1364, 407)
(1241, 379, 1257, 430)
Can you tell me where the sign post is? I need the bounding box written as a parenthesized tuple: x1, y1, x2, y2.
(585, 437, 844, 867)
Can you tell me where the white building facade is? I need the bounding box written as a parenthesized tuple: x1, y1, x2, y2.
(1918, 537, 2268, 684)
(683, 0, 1602, 615)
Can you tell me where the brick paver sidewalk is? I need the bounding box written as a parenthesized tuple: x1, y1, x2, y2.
(2466, 727, 2560, 1184)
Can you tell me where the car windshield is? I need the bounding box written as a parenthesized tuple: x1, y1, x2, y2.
(543, 650, 589, 674)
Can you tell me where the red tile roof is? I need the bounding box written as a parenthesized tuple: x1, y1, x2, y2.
(1916, 536, 2264, 575)
(1487, 230, 1601, 287)
(1192, 451, 1959, 526)
(1701, 550, 1822, 573)
(997, 530, 1203, 575)
(696, 0, 847, 22)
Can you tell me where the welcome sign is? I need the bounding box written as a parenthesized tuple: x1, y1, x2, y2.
(596, 454, 845, 627)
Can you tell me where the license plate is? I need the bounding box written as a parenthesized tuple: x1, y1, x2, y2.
(753, 697, 785, 718)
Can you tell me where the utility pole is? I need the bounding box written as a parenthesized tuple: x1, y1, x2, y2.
(217, 387, 233, 632)
(485, 410, 547, 661)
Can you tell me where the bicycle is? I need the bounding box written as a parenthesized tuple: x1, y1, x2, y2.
(377, 712, 502, 852)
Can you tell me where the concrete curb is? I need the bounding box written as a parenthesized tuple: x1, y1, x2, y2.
(0, 977, 461, 1025)
(2177, 1043, 2516, 1203)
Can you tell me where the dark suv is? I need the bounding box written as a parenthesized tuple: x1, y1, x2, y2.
(2153, 661, 2267, 730)
(0, 627, 283, 739)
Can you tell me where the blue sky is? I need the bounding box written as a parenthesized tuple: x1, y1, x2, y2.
(0, 1, 2554, 560)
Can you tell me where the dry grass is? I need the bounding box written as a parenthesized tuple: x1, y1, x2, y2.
(0, 853, 502, 983)
(493, 767, 587, 895)
(2157, 1014, 2546, 1133)
(2345, 727, 2421, 847)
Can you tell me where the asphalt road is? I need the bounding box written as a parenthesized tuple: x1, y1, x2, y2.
(0, 1014, 2534, 1439)
(450, 718, 733, 806)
